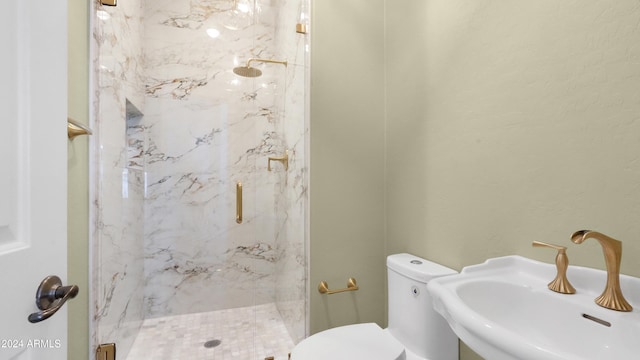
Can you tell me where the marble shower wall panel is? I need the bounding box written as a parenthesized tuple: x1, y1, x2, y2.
(94, 169, 145, 357)
(274, 62, 307, 344)
(141, 0, 290, 319)
(141, 97, 278, 317)
(143, 0, 277, 99)
(92, 0, 146, 358)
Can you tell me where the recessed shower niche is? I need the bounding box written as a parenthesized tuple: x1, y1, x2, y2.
(125, 99, 144, 172)
(90, 0, 309, 358)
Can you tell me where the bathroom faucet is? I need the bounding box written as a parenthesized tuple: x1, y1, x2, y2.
(571, 230, 632, 311)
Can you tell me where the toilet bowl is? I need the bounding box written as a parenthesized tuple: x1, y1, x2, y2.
(291, 253, 459, 360)
(291, 322, 406, 359)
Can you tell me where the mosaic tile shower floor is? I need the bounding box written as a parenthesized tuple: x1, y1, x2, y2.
(127, 303, 295, 360)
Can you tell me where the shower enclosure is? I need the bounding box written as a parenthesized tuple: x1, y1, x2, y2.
(89, 0, 309, 358)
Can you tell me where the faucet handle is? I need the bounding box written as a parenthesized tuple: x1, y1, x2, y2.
(532, 241, 576, 294)
(532, 241, 566, 252)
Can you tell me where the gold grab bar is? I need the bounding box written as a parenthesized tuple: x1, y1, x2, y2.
(318, 278, 359, 295)
(67, 118, 93, 140)
(236, 182, 243, 224)
(268, 150, 289, 171)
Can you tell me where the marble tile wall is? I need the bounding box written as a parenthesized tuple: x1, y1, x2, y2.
(92, 0, 308, 356)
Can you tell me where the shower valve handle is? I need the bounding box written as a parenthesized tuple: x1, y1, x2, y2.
(268, 151, 289, 171)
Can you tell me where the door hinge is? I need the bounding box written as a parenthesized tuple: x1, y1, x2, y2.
(96, 343, 116, 360)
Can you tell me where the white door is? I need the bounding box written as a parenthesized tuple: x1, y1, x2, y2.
(0, 0, 69, 359)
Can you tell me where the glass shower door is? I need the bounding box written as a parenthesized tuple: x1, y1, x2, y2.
(91, 0, 308, 359)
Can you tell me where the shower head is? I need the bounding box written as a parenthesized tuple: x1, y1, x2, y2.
(232, 58, 287, 78)
(233, 65, 262, 78)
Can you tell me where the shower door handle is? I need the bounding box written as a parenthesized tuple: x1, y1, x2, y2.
(236, 182, 243, 224)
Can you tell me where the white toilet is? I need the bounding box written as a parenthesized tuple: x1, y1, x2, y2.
(291, 253, 459, 360)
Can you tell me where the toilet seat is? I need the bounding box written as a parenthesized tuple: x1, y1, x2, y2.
(290, 323, 406, 360)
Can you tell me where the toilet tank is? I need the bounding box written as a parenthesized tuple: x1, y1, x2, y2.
(387, 253, 458, 360)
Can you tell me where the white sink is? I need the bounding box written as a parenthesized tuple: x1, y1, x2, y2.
(427, 256, 640, 360)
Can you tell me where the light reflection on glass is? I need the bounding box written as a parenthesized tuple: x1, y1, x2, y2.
(206, 28, 221, 39)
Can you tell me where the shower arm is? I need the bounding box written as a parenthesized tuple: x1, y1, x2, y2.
(246, 58, 288, 68)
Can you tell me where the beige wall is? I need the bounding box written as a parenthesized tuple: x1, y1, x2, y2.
(313, 1, 640, 359)
(386, 1, 640, 359)
(67, 0, 89, 358)
(386, 0, 640, 271)
(309, 0, 387, 334)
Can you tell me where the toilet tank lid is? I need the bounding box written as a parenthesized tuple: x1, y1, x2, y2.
(387, 253, 457, 283)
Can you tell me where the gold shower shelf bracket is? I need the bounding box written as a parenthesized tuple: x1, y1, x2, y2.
(68, 118, 93, 140)
(318, 278, 359, 295)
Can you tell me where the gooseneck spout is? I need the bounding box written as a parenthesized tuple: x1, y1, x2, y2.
(571, 230, 632, 311)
